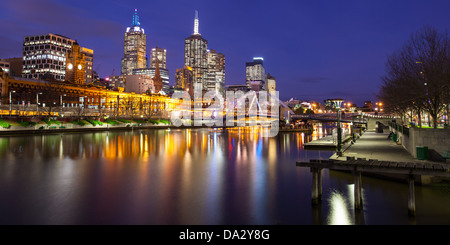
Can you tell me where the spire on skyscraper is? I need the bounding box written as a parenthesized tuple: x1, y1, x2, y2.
(132, 9, 140, 27)
(193, 10, 200, 35)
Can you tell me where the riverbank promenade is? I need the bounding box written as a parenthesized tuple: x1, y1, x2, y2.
(331, 129, 435, 164)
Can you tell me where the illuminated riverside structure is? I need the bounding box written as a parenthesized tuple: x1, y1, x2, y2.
(0, 69, 177, 118)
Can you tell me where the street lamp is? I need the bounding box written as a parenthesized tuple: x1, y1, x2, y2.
(60, 94, 66, 117)
(9, 90, 16, 116)
(332, 99, 344, 157)
(36, 92, 42, 117)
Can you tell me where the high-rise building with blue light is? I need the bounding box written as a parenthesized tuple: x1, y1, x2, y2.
(184, 10, 208, 92)
(121, 9, 147, 75)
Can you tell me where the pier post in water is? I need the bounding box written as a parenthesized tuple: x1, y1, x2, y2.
(354, 171, 362, 210)
(408, 175, 416, 217)
(311, 168, 322, 205)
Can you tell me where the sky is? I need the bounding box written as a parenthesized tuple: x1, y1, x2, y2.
(1, 0, 449, 106)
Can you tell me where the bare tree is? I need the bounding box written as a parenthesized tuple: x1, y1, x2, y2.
(379, 26, 450, 128)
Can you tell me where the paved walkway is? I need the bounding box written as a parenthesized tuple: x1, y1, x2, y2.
(330, 129, 434, 163)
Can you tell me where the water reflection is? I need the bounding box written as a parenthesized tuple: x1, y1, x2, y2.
(0, 125, 449, 224)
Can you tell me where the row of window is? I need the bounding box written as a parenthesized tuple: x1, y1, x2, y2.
(24, 45, 70, 52)
(24, 74, 65, 80)
(24, 54, 65, 61)
(24, 35, 73, 45)
(23, 60, 64, 66)
(23, 64, 64, 71)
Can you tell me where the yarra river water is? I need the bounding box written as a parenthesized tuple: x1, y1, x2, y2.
(0, 124, 449, 225)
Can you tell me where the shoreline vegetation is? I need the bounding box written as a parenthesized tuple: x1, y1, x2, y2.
(0, 117, 172, 136)
(0, 117, 312, 136)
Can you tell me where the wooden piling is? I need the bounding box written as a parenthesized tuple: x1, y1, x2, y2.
(408, 174, 415, 217)
(354, 171, 362, 210)
(311, 168, 322, 205)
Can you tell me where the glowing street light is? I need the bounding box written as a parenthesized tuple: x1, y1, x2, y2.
(9, 90, 16, 116)
(36, 92, 43, 117)
(332, 99, 344, 156)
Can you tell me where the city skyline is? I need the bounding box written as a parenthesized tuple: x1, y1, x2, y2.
(1, 0, 450, 105)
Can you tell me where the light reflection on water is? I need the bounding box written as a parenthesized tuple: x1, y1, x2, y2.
(0, 124, 449, 225)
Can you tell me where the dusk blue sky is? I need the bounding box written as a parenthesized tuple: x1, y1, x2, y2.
(1, 0, 449, 106)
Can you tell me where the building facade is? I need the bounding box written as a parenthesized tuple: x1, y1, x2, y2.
(150, 46, 166, 69)
(1, 69, 176, 118)
(0, 58, 22, 77)
(0, 61, 10, 76)
(22, 33, 75, 81)
(81, 47, 94, 84)
(132, 68, 169, 93)
(175, 66, 194, 97)
(246, 57, 265, 90)
(121, 9, 147, 75)
(107, 75, 126, 90)
(65, 42, 86, 84)
(206, 49, 225, 96)
(125, 74, 154, 94)
(184, 10, 208, 92)
(265, 73, 276, 94)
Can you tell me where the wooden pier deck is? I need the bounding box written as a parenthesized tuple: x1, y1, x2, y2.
(297, 156, 450, 217)
(296, 158, 450, 177)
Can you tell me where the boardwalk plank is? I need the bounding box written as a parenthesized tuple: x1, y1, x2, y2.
(372, 161, 381, 167)
(433, 164, 445, 171)
(415, 163, 425, 169)
(390, 162, 398, 168)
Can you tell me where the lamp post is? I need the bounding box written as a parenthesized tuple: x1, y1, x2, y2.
(332, 99, 344, 156)
(60, 94, 66, 117)
(9, 90, 16, 116)
(36, 92, 42, 117)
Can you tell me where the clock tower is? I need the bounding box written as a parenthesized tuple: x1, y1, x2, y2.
(65, 41, 86, 84)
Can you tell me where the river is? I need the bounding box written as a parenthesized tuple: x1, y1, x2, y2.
(0, 124, 449, 225)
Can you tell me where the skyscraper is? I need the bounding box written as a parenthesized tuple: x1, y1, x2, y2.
(121, 9, 146, 75)
(206, 49, 225, 96)
(150, 46, 166, 69)
(184, 10, 208, 92)
(246, 57, 266, 91)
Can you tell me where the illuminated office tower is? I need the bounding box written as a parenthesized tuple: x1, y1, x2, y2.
(121, 9, 146, 75)
(184, 10, 208, 92)
(22, 33, 75, 81)
(150, 46, 166, 69)
(206, 49, 225, 96)
(246, 57, 266, 91)
(81, 47, 94, 84)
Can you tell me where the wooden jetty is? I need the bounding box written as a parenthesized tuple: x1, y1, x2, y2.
(296, 157, 450, 216)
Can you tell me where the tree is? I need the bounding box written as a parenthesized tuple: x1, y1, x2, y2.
(378, 26, 450, 128)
